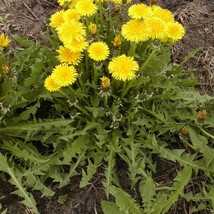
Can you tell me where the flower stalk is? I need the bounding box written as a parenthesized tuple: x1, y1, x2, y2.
(198, 126, 214, 140)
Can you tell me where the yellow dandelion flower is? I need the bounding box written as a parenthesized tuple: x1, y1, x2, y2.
(49, 10, 64, 29)
(75, 0, 97, 17)
(57, 20, 86, 44)
(51, 64, 78, 87)
(57, 46, 83, 65)
(44, 75, 61, 92)
(128, 4, 152, 19)
(57, 0, 72, 6)
(65, 38, 89, 52)
(111, 0, 132, 4)
(144, 17, 166, 40)
(152, 6, 174, 22)
(165, 21, 185, 42)
(100, 76, 110, 90)
(63, 9, 80, 22)
(113, 35, 122, 47)
(0, 33, 10, 48)
(121, 19, 150, 43)
(88, 23, 97, 35)
(108, 55, 139, 81)
(69, 0, 82, 8)
(88, 42, 109, 61)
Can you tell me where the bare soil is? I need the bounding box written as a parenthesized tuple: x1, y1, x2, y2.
(0, 0, 214, 213)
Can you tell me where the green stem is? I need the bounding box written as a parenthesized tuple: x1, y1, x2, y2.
(139, 168, 148, 178)
(58, 89, 69, 99)
(74, 104, 90, 117)
(98, 0, 104, 34)
(198, 126, 214, 140)
(140, 49, 155, 72)
(93, 66, 98, 87)
(84, 50, 89, 78)
(95, 0, 99, 33)
(68, 86, 90, 106)
(121, 80, 133, 99)
(128, 43, 136, 56)
(104, 95, 108, 108)
(84, 16, 90, 27)
(183, 139, 195, 150)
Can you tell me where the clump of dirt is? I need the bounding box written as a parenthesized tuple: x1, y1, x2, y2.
(0, 0, 58, 42)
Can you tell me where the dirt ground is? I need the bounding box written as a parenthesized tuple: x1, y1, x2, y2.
(0, 0, 214, 213)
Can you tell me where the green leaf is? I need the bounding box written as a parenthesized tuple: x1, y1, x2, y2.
(104, 148, 116, 198)
(80, 155, 103, 188)
(0, 154, 39, 214)
(188, 127, 208, 151)
(140, 177, 155, 213)
(153, 165, 192, 214)
(25, 173, 54, 197)
(178, 47, 202, 68)
(109, 186, 142, 214)
(2, 140, 49, 163)
(60, 151, 86, 187)
(101, 201, 124, 214)
(10, 34, 34, 47)
(0, 119, 74, 138)
(158, 147, 214, 173)
(0, 203, 7, 214)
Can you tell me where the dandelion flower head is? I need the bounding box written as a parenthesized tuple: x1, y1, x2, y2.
(0, 33, 10, 48)
(63, 9, 80, 22)
(88, 42, 110, 61)
(65, 38, 89, 53)
(57, 20, 86, 44)
(44, 75, 61, 92)
(57, 0, 72, 6)
(152, 5, 174, 22)
(108, 55, 139, 81)
(128, 4, 152, 19)
(57, 46, 83, 65)
(144, 17, 166, 40)
(51, 64, 78, 87)
(122, 19, 150, 43)
(165, 21, 185, 42)
(111, 0, 131, 4)
(69, 0, 83, 8)
(75, 0, 97, 17)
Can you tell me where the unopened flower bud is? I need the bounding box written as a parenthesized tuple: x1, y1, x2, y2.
(181, 127, 188, 135)
(197, 110, 207, 122)
(114, 5, 121, 13)
(113, 35, 122, 47)
(2, 64, 10, 74)
(88, 23, 97, 35)
(100, 76, 110, 90)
